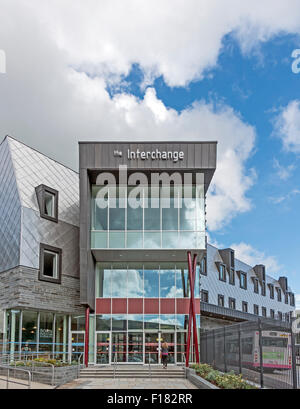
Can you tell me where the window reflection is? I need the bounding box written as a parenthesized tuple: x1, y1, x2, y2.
(144, 270, 159, 298)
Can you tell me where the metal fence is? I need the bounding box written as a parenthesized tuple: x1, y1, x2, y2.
(200, 319, 299, 389)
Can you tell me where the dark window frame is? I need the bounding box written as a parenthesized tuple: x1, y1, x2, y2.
(39, 243, 62, 284)
(201, 290, 209, 303)
(229, 268, 235, 285)
(254, 304, 259, 315)
(276, 288, 282, 302)
(284, 293, 289, 305)
(200, 256, 207, 276)
(278, 311, 283, 321)
(228, 297, 236, 310)
(240, 272, 247, 290)
(261, 282, 266, 296)
(36, 185, 59, 223)
(218, 294, 224, 307)
(262, 307, 267, 317)
(269, 284, 274, 299)
(290, 294, 295, 307)
(270, 309, 275, 319)
(242, 301, 248, 313)
(219, 264, 226, 282)
(253, 278, 259, 294)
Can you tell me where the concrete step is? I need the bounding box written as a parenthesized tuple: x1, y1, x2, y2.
(80, 374, 185, 379)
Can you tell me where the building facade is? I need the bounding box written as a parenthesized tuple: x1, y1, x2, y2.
(0, 136, 295, 366)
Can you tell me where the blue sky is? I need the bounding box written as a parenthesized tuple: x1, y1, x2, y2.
(1, 1, 300, 302)
(105, 33, 300, 296)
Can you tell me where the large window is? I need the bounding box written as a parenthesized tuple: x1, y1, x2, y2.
(39, 244, 62, 284)
(95, 263, 199, 299)
(91, 183, 205, 249)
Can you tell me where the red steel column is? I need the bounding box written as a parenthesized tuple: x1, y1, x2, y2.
(84, 306, 90, 367)
(185, 252, 194, 367)
(192, 254, 200, 363)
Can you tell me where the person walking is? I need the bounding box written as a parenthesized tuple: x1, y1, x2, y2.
(161, 342, 169, 369)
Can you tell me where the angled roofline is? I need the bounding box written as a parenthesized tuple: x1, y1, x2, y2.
(78, 140, 218, 144)
(1, 134, 79, 175)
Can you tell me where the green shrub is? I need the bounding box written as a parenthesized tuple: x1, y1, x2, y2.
(191, 363, 257, 389)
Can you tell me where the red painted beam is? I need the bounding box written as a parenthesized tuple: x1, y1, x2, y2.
(185, 251, 193, 367)
(84, 306, 90, 367)
(192, 254, 200, 363)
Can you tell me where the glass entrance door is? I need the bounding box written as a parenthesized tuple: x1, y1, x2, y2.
(71, 332, 85, 363)
(145, 332, 160, 364)
(95, 332, 111, 364)
(128, 333, 143, 363)
(112, 332, 127, 363)
(161, 332, 175, 364)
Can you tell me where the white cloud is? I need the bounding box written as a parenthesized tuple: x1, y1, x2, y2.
(274, 100, 300, 153)
(2, 0, 300, 230)
(231, 242, 281, 274)
(273, 158, 296, 180)
(269, 189, 300, 204)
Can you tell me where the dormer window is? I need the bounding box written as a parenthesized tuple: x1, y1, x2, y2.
(261, 282, 266, 296)
(285, 293, 289, 304)
(253, 278, 259, 294)
(240, 272, 247, 290)
(36, 185, 59, 223)
(276, 288, 282, 302)
(290, 294, 295, 307)
(219, 264, 226, 282)
(269, 284, 274, 299)
(229, 268, 235, 285)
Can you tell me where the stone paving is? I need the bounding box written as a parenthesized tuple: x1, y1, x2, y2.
(59, 377, 197, 389)
(0, 376, 53, 389)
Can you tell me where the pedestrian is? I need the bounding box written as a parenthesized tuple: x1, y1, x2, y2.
(161, 342, 169, 369)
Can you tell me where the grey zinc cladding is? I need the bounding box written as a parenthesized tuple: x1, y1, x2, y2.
(0, 136, 82, 314)
(201, 244, 294, 318)
(0, 137, 21, 272)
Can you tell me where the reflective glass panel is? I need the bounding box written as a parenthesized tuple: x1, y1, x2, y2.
(144, 269, 159, 298)
(96, 265, 111, 298)
(160, 269, 176, 298)
(111, 268, 127, 298)
(127, 268, 144, 298)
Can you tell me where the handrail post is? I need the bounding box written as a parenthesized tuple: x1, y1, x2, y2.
(6, 367, 9, 389)
(28, 370, 31, 390)
(148, 352, 151, 378)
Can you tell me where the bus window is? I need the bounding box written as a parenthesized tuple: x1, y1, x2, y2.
(262, 337, 288, 348)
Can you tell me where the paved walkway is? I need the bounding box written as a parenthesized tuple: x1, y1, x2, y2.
(59, 378, 197, 389)
(0, 376, 53, 389)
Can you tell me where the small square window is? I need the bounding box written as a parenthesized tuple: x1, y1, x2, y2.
(36, 185, 59, 222)
(39, 244, 62, 284)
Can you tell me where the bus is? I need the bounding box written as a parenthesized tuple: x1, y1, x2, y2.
(223, 330, 292, 372)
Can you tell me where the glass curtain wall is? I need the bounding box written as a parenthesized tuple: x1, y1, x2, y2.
(95, 263, 200, 299)
(91, 182, 205, 249)
(4, 310, 72, 361)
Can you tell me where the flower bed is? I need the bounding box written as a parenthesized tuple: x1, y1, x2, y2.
(190, 364, 257, 389)
(14, 357, 75, 367)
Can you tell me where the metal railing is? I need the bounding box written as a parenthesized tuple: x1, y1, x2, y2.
(113, 353, 117, 379)
(0, 365, 32, 389)
(148, 353, 151, 378)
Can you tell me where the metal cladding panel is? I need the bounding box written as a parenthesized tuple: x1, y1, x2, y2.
(96, 298, 111, 314)
(112, 298, 127, 314)
(201, 244, 294, 318)
(176, 299, 190, 314)
(20, 207, 79, 277)
(8, 137, 79, 227)
(79, 141, 217, 171)
(0, 138, 21, 272)
(144, 298, 159, 314)
(160, 298, 175, 314)
(128, 298, 143, 314)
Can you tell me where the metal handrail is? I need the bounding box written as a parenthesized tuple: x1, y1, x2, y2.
(0, 364, 31, 389)
(148, 353, 151, 378)
(77, 353, 84, 378)
(113, 353, 117, 379)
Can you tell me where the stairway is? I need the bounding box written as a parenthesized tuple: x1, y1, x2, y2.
(80, 366, 186, 379)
